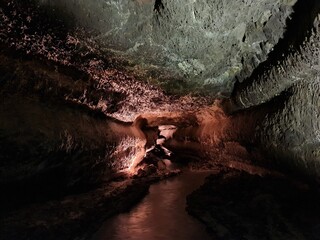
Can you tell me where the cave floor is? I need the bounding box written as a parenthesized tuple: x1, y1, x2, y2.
(0, 165, 181, 240)
(187, 167, 320, 240)
(2, 160, 320, 240)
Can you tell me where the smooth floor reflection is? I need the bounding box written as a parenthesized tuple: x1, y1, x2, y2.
(92, 171, 212, 240)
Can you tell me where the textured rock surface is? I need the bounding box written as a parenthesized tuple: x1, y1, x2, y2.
(1, 0, 320, 239)
(230, 11, 320, 178)
(233, 12, 320, 109)
(0, 0, 212, 209)
(1, 177, 149, 240)
(0, 51, 116, 202)
(258, 80, 320, 178)
(37, 0, 297, 95)
(0, 1, 212, 121)
(187, 169, 320, 240)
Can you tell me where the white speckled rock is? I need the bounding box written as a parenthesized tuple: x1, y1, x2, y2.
(37, 0, 297, 95)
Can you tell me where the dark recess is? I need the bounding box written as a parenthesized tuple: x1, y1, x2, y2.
(154, 0, 164, 14)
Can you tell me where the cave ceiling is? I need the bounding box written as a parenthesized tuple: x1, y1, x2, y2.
(37, 0, 297, 96)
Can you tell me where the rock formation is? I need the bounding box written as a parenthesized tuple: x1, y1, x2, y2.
(1, 0, 320, 239)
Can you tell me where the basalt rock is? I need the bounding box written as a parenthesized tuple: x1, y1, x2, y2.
(230, 11, 320, 178)
(187, 169, 320, 240)
(36, 0, 298, 95)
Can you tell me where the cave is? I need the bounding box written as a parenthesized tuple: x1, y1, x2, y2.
(1, 0, 320, 239)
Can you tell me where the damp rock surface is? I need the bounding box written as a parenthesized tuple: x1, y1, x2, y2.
(187, 169, 320, 240)
(36, 0, 297, 95)
(0, 178, 149, 240)
(0, 1, 320, 240)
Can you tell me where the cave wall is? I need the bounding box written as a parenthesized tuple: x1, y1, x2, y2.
(0, 47, 140, 200)
(0, 0, 216, 200)
(0, 97, 112, 191)
(233, 12, 320, 109)
(37, 0, 297, 95)
(1, 0, 320, 191)
(0, 0, 213, 123)
(259, 79, 320, 178)
(231, 10, 320, 178)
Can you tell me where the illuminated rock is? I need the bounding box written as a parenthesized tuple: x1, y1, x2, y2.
(36, 0, 297, 96)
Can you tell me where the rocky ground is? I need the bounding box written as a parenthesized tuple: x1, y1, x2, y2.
(0, 167, 180, 240)
(187, 167, 320, 240)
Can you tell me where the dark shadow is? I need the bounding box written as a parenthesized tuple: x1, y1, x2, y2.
(154, 0, 164, 14)
(187, 168, 320, 239)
